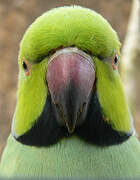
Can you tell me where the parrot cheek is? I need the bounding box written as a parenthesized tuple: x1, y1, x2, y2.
(47, 48, 95, 133)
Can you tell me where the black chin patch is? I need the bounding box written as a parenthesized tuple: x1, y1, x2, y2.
(75, 93, 131, 146)
(16, 92, 131, 147)
(17, 95, 71, 147)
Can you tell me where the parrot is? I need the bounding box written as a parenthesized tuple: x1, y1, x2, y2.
(0, 5, 140, 179)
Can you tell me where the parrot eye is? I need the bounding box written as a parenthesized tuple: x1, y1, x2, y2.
(112, 54, 119, 70)
(22, 58, 30, 76)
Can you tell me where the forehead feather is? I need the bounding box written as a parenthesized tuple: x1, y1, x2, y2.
(20, 6, 120, 62)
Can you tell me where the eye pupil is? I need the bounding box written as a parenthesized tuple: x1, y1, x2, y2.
(22, 58, 30, 76)
(22, 61, 28, 72)
(114, 55, 118, 64)
(112, 54, 119, 70)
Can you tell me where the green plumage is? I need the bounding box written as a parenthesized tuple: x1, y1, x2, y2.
(12, 5, 132, 137)
(0, 5, 140, 178)
(20, 6, 120, 62)
(1, 135, 140, 178)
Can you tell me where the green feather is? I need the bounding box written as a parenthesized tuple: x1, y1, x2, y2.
(20, 5, 120, 62)
(94, 57, 133, 133)
(0, 135, 140, 178)
(12, 59, 48, 136)
(12, 5, 126, 137)
(0, 6, 139, 178)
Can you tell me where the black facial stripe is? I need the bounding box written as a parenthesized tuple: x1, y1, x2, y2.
(15, 92, 131, 147)
(16, 94, 71, 147)
(76, 92, 131, 146)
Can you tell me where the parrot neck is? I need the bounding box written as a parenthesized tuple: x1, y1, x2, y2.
(1, 134, 140, 178)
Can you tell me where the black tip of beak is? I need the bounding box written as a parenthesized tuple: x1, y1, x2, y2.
(47, 48, 95, 133)
(66, 120, 76, 133)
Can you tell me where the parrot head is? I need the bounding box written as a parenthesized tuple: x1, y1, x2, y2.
(11, 6, 133, 146)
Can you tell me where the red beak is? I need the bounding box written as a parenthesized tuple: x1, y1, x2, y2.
(47, 48, 95, 133)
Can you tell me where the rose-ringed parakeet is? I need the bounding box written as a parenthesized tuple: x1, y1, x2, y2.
(0, 5, 140, 179)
